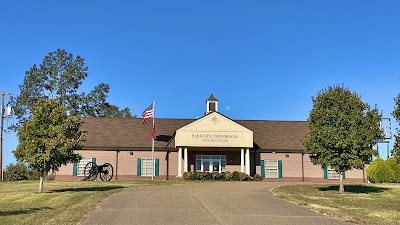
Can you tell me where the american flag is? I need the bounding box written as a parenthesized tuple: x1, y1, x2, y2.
(142, 103, 154, 125)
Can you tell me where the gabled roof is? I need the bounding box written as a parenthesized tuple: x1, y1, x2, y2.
(81, 117, 309, 151)
(175, 112, 253, 148)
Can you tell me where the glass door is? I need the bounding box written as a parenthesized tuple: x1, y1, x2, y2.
(202, 161, 210, 172)
(201, 160, 220, 173)
(196, 155, 226, 173)
(212, 161, 220, 172)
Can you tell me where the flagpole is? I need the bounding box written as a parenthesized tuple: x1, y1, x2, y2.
(152, 100, 155, 181)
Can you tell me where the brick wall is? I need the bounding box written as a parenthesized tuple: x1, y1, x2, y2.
(54, 149, 367, 182)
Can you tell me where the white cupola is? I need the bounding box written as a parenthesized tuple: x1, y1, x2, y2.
(206, 93, 218, 114)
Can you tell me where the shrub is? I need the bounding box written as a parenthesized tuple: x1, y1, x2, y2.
(4, 163, 29, 181)
(190, 171, 199, 180)
(386, 157, 400, 183)
(239, 172, 250, 181)
(182, 172, 191, 180)
(252, 174, 263, 181)
(27, 169, 41, 180)
(198, 172, 208, 180)
(374, 163, 395, 183)
(367, 158, 383, 183)
(205, 172, 213, 180)
(182, 171, 262, 182)
(367, 158, 396, 183)
(232, 171, 240, 181)
(211, 172, 220, 180)
(223, 171, 232, 181)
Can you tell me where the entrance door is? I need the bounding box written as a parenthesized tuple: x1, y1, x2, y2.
(196, 155, 226, 173)
(201, 160, 220, 173)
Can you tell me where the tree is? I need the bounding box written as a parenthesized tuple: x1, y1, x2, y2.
(13, 99, 86, 193)
(303, 85, 383, 193)
(391, 94, 400, 161)
(11, 48, 132, 129)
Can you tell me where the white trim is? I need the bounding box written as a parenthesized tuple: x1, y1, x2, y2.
(240, 148, 244, 173)
(184, 147, 188, 173)
(245, 148, 250, 174)
(178, 147, 182, 177)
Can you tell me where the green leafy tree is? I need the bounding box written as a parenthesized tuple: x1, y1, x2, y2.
(11, 48, 132, 129)
(13, 99, 86, 193)
(391, 94, 400, 160)
(303, 85, 383, 193)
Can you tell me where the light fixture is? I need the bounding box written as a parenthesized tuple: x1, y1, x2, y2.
(285, 154, 289, 157)
(230, 157, 233, 163)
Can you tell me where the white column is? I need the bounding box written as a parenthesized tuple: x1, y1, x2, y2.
(240, 148, 244, 173)
(245, 148, 250, 175)
(184, 147, 188, 173)
(178, 147, 182, 177)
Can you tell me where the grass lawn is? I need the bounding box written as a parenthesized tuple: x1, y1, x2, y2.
(272, 183, 400, 225)
(0, 180, 181, 225)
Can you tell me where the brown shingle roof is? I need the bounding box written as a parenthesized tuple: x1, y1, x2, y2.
(81, 117, 309, 151)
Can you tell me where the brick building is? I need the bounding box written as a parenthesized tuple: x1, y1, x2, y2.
(55, 94, 367, 183)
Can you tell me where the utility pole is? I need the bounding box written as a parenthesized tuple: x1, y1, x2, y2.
(0, 92, 13, 182)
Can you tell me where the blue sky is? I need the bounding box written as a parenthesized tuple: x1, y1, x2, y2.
(1, 1, 400, 166)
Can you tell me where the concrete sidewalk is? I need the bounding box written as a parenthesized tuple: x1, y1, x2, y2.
(80, 182, 350, 225)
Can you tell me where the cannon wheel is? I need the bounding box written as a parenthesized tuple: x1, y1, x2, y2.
(84, 162, 98, 181)
(100, 163, 113, 181)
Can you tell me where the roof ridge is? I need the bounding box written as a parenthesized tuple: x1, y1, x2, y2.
(82, 117, 307, 122)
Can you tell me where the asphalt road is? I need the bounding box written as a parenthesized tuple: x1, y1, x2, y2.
(80, 182, 350, 225)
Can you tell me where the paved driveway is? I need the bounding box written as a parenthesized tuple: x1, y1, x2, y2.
(80, 182, 350, 225)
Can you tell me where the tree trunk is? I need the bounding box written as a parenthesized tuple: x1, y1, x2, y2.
(39, 175, 44, 193)
(339, 172, 344, 193)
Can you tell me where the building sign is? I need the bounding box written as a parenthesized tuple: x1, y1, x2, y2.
(176, 131, 252, 148)
(191, 133, 239, 143)
(175, 112, 253, 148)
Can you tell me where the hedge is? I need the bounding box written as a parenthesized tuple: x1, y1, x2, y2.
(182, 171, 263, 181)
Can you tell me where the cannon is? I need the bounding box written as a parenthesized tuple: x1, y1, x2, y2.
(83, 162, 114, 181)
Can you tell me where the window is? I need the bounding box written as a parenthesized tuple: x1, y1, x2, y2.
(141, 158, 154, 176)
(265, 160, 278, 178)
(327, 167, 341, 179)
(137, 158, 159, 176)
(195, 155, 226, 172)
(77, 158, 93, 176)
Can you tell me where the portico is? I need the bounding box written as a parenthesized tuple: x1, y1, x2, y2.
(175, 111, 253, 177)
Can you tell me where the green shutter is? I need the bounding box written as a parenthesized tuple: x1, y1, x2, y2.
(73, 162, 78, 176)
(260, 160, 265, 178)
(155, 158, 160, 176)
(92, 158, 96, 164)
(137, 158, 142, 176)
(342, 170, 346, 179)
(278, 160, 282, 178)
(324, 166, 328, 179)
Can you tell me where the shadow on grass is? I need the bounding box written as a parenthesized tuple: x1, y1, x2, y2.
(52, 186, 124, 192)
(319, 185, 390, 193)
(0, 207, 52, 216)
